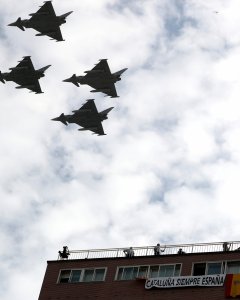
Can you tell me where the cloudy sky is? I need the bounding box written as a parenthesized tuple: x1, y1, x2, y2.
(1, 0, 240, 299)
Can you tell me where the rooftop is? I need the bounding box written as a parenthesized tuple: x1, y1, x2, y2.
(57, 240, 240, 261)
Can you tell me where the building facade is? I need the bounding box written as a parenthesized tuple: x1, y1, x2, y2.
(38, 241, 240, 300)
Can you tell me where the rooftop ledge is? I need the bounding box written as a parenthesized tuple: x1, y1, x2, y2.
(57, 241, 240, 261)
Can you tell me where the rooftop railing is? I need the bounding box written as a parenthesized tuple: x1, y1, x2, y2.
(58, 241, 240, 260)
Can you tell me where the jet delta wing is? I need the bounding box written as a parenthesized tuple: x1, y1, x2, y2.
(84, 59, 118, 98)
(73, 99, 105, 136)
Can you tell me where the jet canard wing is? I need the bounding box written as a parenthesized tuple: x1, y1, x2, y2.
(10, 56, 42, 93)
(84, 60, 118, 97)
(74, 100, 105, 135)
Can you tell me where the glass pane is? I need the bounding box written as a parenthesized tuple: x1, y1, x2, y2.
(149, 266, 159, 278)
(159, 266, 166, 277)
(117, 268, 123, 280)
(174, 264, 181, 276)
(59, 270, 71, 283)
(133, 267, 138, 279)
(122, 267, 134, 280)
(207, 263, 222, 275)
(138, 266, 148, 278)
(70, 270, 81, 283)
(94, 269, 105, 281)
(159, 265, 174, 277)
(193, 263, 206, 276)
(83, 269, 94, 282)
(165, 265, 174, 277)
(227, 262, 240, 274)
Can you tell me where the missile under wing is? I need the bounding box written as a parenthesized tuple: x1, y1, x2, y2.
(51, 99, 113, 136)
(0, 56, 51, 94)
(63, 59, 127, 98)
(8, 1, 72, 41)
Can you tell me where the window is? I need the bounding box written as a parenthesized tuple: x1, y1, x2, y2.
(83, 269, 94, 282)
(116, 268, 123, 280)
(122, 267, 133, 280)
(207, 263, 222, 275)
(95, 269, 106, 281)
(59, 270, 71, 283)
(227, 262, 240, 274)
(116, 264, 181, 280)
(160, 265, 174, 277)
(82, 268, 106, 282)
(58, 268, 106, 283)
(70, 270, 82, 283)
(122, 267, 138, 280)
(159, 264, 181, 277)
(193, 263, 206, 276)
(149, 266, 159, 278)
(138, 266, 148, 278)
(116, 266, 148, 280)
(193, 262, 223, 276)
(174, 264, 181, 276)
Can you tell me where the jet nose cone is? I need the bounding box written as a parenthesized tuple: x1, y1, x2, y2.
(63, 77, 72, 83)
(8, 21, 17, 27)
(51, 117, 60, 121)
(63, 74, 79, 87)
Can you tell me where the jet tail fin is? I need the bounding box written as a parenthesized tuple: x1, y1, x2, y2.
(51, 113, 68, 126)
(8, 17, 25, 31)
(63, 74, 79, 87)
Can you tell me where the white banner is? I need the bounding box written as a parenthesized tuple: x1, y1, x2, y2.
(145, 274, 226, 289)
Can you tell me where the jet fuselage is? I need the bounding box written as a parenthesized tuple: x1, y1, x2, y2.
(65, 113, 102, 125)
(22, 15, 67, 30)
(2, 70, 44, 82)
(79, 75, 118, 86)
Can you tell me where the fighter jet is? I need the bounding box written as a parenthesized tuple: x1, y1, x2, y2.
(0, 56, 51, 94)
(51, 99, 113, 136)
(63, 59, 127, 98)
(8, 1, 72, 42)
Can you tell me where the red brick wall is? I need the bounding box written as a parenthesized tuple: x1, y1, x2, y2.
(38, 251, 240, 300)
